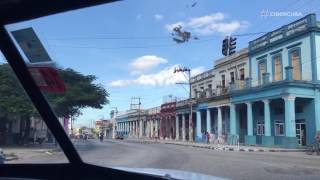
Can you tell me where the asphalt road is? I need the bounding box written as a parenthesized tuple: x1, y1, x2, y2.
(9, 139, 320, 180)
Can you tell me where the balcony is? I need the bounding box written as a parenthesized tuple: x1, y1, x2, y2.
(229, 66, 319, 93)
(193, 86, 230, 102)
(229, 80, 246, 91)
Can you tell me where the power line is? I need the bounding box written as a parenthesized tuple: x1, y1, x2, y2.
(47, 32, 268, 50)
(46, 31, 267, 41)
(45, 36, 170, 41)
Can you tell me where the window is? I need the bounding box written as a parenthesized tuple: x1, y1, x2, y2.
(239, 68, 245, 80)
(275, 121, 284, 136)
(273, 55, 282, 81)
(208, 84, 212, 89)
(221, 75, 225, 88)
(258, 60, 267, 85)
(295, 105, 303, 113)
(256, 122, 265, 135)
(274, 106, 284, 114)
(259, 107, 264, 116)
(230, 72, 235, 83)
(290, 49, 301, 80)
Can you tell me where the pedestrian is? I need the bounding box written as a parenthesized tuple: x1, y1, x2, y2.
(99, 132, 104, 142)
(206, 132, 210, 144)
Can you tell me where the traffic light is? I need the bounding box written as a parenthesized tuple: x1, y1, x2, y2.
(222, 36, 229, 56)
(229, 36, 237, 55)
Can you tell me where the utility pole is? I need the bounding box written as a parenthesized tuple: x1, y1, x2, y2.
(110, 107, 118, 139)
(131, 97, 141, 137)
(174, 66, 193, 142)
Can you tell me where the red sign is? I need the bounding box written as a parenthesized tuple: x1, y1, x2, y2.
(28, 66, 66, 93)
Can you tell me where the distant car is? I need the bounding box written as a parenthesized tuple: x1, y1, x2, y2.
(115, 135, 124, 140)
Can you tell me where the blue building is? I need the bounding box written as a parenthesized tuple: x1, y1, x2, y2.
(230, 14, 320, 148)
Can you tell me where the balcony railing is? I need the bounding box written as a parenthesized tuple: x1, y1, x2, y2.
(176, 99, 190, 108)
(229, 66, 309, 92)
(193, 86, 230, 101)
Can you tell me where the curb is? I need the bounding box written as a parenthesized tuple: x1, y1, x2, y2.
(124, 139, 307, 153)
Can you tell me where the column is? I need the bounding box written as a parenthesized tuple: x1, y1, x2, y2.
(146, 121, 149, 138)
(182, 114, 186, 141)
(137, 121, 139, 137)
(230, 104, 236, 135)
(150, 120, 154, 138)
(189, 113, 193, 142)
(155, 119, 159, 138)
(132, 121, 135, 137)
(283, 96, 296, 137)
(135, 121, 138, 137)
(263, 99, 271, 136)
(127, 122, 129, 134)
(217, 107, 222, 137)
(117, 123, 119, 134)
(148, 121, 151, 138)
(121, 123, 124, 133)
(315, 90, 320, 131)
(196, 111, 202, 140)
(139, 120, 143, 138)
(175, 115, 179, 140)
(131, 121, 133, 136)
(246, 102, 253, 136)
(126, 122, 128, 134)
(136, 121, 139, 137)
(206, 109, 211, 133)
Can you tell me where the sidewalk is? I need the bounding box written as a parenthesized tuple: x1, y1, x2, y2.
(124, 138, 307, 153)
(1, 143, 61, 162)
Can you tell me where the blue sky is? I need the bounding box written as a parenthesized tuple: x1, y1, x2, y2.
(4, 0, 320, 127)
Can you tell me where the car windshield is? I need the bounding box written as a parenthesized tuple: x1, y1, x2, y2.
(1, 0, 320, 179)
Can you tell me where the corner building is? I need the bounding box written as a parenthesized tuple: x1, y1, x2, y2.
(230, 14, 320, 148)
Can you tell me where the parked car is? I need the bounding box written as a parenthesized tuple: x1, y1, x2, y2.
(115, 134, 124, 140)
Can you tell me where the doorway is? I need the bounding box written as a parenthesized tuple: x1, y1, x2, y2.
(296, 119, 306, 146)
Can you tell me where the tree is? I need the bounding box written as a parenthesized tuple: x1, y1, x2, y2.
(45, 68, 109, 119)
(0, 64, 37, 144)
(0, 64, 109, 144)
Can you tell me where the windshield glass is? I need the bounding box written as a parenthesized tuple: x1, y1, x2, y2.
(2, 0, 320, 179)
(0, 51, 68, 164)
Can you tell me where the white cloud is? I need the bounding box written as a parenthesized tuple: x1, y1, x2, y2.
(154, 14, 164, 21)
(109, 65, 205, 87)
(130, 55, 168, 75)
(165, 12, 249, 35)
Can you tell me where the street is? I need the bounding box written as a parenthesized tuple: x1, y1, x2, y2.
(7, 139, 320, 180)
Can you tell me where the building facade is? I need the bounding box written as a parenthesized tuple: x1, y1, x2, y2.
(190, 48, 249, 142)
(175, 99, 196, 141)
(230, 13, 320, 148)
(160, 101, 176, 140)
(146, 107, 161, 139)
(115, 109, 148, 138)
(113, 14, 320, 149)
